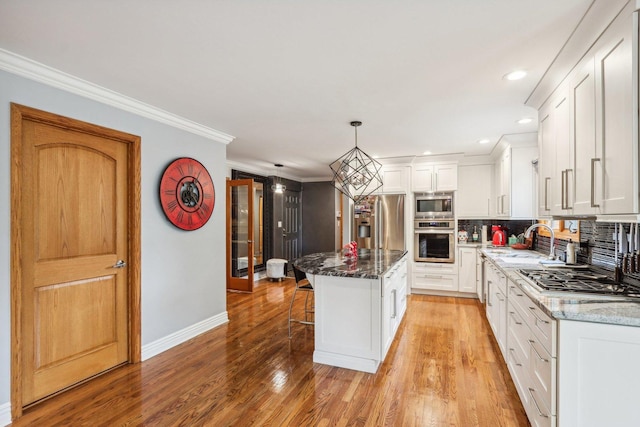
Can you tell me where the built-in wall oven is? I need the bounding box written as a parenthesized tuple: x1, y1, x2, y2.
(414, 219, 455, 263)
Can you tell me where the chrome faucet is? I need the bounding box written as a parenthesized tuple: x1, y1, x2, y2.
(525, 223, 556, 259)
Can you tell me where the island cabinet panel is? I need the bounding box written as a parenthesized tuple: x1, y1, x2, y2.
(310, 254, 408, 374)
(313, 275, 382, 372)
(558, 320, 640, 427)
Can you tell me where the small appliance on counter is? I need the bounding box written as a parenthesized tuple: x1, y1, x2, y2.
(491, 225, 507, 247)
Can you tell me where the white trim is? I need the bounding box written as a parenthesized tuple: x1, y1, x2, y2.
(0, 49, 235, 145)
(313, 350, 379, 373)
(0, 401, 11, 426)
(141, 312, 229, 361)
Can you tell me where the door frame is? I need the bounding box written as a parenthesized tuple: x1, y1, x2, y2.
(10, 104, 142, 419)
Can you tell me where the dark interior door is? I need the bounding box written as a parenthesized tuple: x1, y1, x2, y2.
(282, 189, 302, 264)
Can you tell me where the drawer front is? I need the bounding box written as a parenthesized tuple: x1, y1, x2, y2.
(412, 273, 458, 291)
(529, 339, 555, 414)
(508, 281, 535, 325)
(413, 262, 456, 275)
(508, 303, 531, 365)
(506, 332, 531, 410)
(527, 386, 555, 427)
(527, 303, 556, 356)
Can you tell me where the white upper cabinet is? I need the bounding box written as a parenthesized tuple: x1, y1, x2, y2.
(457, 164, 492, 218)
(536, 4, 637, 217)
(571, 58, 599, 215)
(596, 15, 635, 214)
(412, 163, 457, 192)
(493, 144, 537, 219)
(380, 165, 410, 194)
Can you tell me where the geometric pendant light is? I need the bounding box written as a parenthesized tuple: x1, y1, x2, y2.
(330, 121, 383, 203)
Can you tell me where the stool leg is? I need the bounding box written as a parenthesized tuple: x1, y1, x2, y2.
(288, 287, 298, 338)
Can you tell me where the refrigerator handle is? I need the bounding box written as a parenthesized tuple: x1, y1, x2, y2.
(376, 197, 382, 249)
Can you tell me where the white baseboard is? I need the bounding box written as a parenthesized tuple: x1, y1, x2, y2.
(313, 350, 379, 374)
(0, 401, 11, 426)
(141, 311, 229, 361)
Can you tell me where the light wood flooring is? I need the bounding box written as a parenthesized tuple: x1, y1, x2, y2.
(11, 278, 529, 426)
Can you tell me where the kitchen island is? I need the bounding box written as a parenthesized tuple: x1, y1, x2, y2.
(294, 249, 408, 373)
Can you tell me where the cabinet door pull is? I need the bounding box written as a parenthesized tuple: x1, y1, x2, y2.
(528, 339, 549, 363)
(509, 285, 524, 297)
(392, 289, 397, 319)
(544, 177, 551, 211)
(528, 306, 550, 324)
(528, 388, 550, 418)
(509, 348, 522, 367)
(566, 168, 573, 209)
(561, 169, 566, 210)
(496, 292, 505, 302)
(509, 311, 522, 325)
(590, 158, 601, 208)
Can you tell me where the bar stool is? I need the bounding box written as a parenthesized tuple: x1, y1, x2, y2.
(289, 265, 314, 338)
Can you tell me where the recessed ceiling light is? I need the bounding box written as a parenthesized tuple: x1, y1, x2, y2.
(517, 118, 533, 124)
(478, 139, 490, 144)
(504, 70, 527, 81)
(422, 151, 432, 155)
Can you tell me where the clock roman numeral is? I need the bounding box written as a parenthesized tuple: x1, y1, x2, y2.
(177, 164, 185, 176)
(176, 210, 184, 224)
(203, 193, 213, 199)
(164, 188, 176, 196)
(188, 163, 194, 175)
(167, 200, 178, 212)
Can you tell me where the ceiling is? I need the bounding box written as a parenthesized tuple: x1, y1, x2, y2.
(0, 0, 594, 180)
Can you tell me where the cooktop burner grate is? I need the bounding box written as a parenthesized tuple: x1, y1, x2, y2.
(518, 269, 640, 298)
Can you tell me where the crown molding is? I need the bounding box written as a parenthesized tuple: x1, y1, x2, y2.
(0, 49, 235, 144)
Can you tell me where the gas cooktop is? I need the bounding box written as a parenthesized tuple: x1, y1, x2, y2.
(518, 269, 640, 298)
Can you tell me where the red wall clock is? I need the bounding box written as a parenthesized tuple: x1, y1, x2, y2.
(159, 157, 215, 230)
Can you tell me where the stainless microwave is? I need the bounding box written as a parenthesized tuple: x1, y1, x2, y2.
(414, 192, 453, 219)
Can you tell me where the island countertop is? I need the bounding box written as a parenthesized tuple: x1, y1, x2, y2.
(293, 249, 407, 279)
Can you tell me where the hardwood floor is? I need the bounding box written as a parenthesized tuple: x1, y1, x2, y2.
(11, 278, 529, 426)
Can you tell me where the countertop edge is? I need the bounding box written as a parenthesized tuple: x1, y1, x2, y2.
(293, 250, 408, 280)
(481, 247, 640, 327)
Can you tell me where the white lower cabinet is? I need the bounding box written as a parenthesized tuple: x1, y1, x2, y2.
(382, 256, 408, 357)
(507, 280, 556, 427)
(412, 262, 458, 292)
(558, 320, 640, 427)
(457, 246, 477, 294)
(485, 261, 508, 357)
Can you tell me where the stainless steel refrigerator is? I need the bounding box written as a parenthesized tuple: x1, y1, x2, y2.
(353, 194, 405, 251)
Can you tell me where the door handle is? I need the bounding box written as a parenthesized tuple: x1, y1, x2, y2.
(590, 158, 601, 208)
(112, 260, 127, 269)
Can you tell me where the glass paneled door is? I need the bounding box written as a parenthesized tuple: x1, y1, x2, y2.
(226, 179, 254, 292)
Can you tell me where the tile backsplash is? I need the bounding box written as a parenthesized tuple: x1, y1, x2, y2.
(462, 218, 640, 286)
(458, 219, 536, 244)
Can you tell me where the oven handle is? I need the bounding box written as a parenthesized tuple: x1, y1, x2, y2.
(414, 230, 454, 234)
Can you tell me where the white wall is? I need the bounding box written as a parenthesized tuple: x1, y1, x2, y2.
(0, 69, 229, 417)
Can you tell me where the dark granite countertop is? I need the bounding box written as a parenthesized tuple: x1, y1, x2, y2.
(293, 249, 407, 279)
